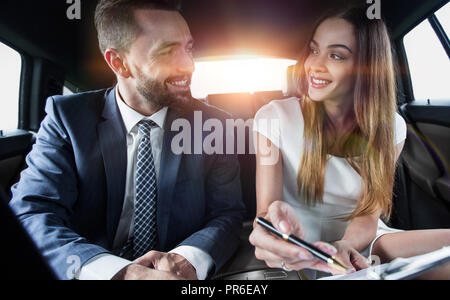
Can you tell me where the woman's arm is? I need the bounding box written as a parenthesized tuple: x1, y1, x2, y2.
(341, 213, 380, 251)
(254, 132, 283, 218)
(250, 132, 340, 273)
(334, 141, 407, 269)
(342, 141, 406, 245)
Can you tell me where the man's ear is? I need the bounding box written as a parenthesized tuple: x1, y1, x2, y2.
(104, 48, 131, 79)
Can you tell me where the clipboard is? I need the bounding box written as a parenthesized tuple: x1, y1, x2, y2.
(319, 246, 450, 280)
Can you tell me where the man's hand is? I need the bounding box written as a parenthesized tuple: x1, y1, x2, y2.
(249, 201, 343, 274)
(134, 251, 198, 280)
(112, 263, 183, 280)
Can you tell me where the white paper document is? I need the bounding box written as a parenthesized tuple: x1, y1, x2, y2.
(319, 246, 450, 280)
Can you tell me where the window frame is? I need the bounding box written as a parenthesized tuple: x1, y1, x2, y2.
(400, 3, 450, 103)
(428, 13, 450, 59)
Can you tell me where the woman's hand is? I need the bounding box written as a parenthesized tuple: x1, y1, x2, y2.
(332, 240, 371, 272)
(249, 201, 342, 274)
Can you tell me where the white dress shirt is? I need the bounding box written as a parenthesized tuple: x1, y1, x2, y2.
(77, 87, 213, 280)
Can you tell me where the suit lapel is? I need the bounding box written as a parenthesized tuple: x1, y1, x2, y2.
(97, 88, 128, 249)
(157, 108, 183, 250)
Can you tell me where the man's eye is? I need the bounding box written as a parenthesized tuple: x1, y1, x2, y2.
(310, 48, 319, 55)
(159, 48, 175, 56)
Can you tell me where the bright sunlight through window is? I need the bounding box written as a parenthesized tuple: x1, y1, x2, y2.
(403, 3, 450, 101)
(190, 56, 296, 99)
(0, 42, 21, 130)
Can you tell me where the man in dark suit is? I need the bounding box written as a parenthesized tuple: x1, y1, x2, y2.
(9, 0, 245, 280)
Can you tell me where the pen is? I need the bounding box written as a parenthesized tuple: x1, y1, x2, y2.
(256, 217, 350, 273)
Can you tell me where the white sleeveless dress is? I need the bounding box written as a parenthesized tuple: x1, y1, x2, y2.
(253, 98, 407, 278)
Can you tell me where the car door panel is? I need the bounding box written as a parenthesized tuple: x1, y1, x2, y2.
(393, 103, 450, 229)
(0, 130, 34, 198)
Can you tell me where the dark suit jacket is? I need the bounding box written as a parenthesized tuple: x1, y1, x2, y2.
(9, 87, 245, 279)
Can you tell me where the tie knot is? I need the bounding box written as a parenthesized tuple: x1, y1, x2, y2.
(137, 120, 157, 137)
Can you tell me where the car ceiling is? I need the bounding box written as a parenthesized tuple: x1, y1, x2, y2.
(0, 0, 447, 91)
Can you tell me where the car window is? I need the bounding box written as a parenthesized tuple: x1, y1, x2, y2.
(63, 85, 74, 96)
(435, 2, 449, 34)
(403, 4, 450, 102)
(0, 41, 21, 131)
(191, 56, 296, 99)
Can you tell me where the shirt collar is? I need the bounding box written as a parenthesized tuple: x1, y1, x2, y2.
(115, 86, 168, 134)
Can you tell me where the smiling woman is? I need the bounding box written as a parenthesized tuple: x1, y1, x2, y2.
(249, 3, 450, 280)
(190, 56, 296, 99)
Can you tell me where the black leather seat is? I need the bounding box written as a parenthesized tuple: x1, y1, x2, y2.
(0, 189, 57, 279)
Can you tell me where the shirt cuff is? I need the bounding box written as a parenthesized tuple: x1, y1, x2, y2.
(169, 246, 214, 280)
(76, 253, 132, 280)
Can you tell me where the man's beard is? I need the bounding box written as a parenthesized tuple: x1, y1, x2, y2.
(135, 71, 193, 113)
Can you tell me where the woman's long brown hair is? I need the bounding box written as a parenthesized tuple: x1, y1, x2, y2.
(293, 5, 397, 220)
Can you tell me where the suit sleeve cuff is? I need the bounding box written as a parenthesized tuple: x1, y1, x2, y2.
(76, 253, 132, 280)
(169, 246, 214, 280)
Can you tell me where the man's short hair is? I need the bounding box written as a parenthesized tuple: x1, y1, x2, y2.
(95, 0, 180, 54)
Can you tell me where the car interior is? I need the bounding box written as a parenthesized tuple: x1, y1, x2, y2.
(0, 0, 449, 280)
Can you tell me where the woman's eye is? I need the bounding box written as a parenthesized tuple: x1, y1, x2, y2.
(330, 53, 344, 60)
(310, 48, 319, 55)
